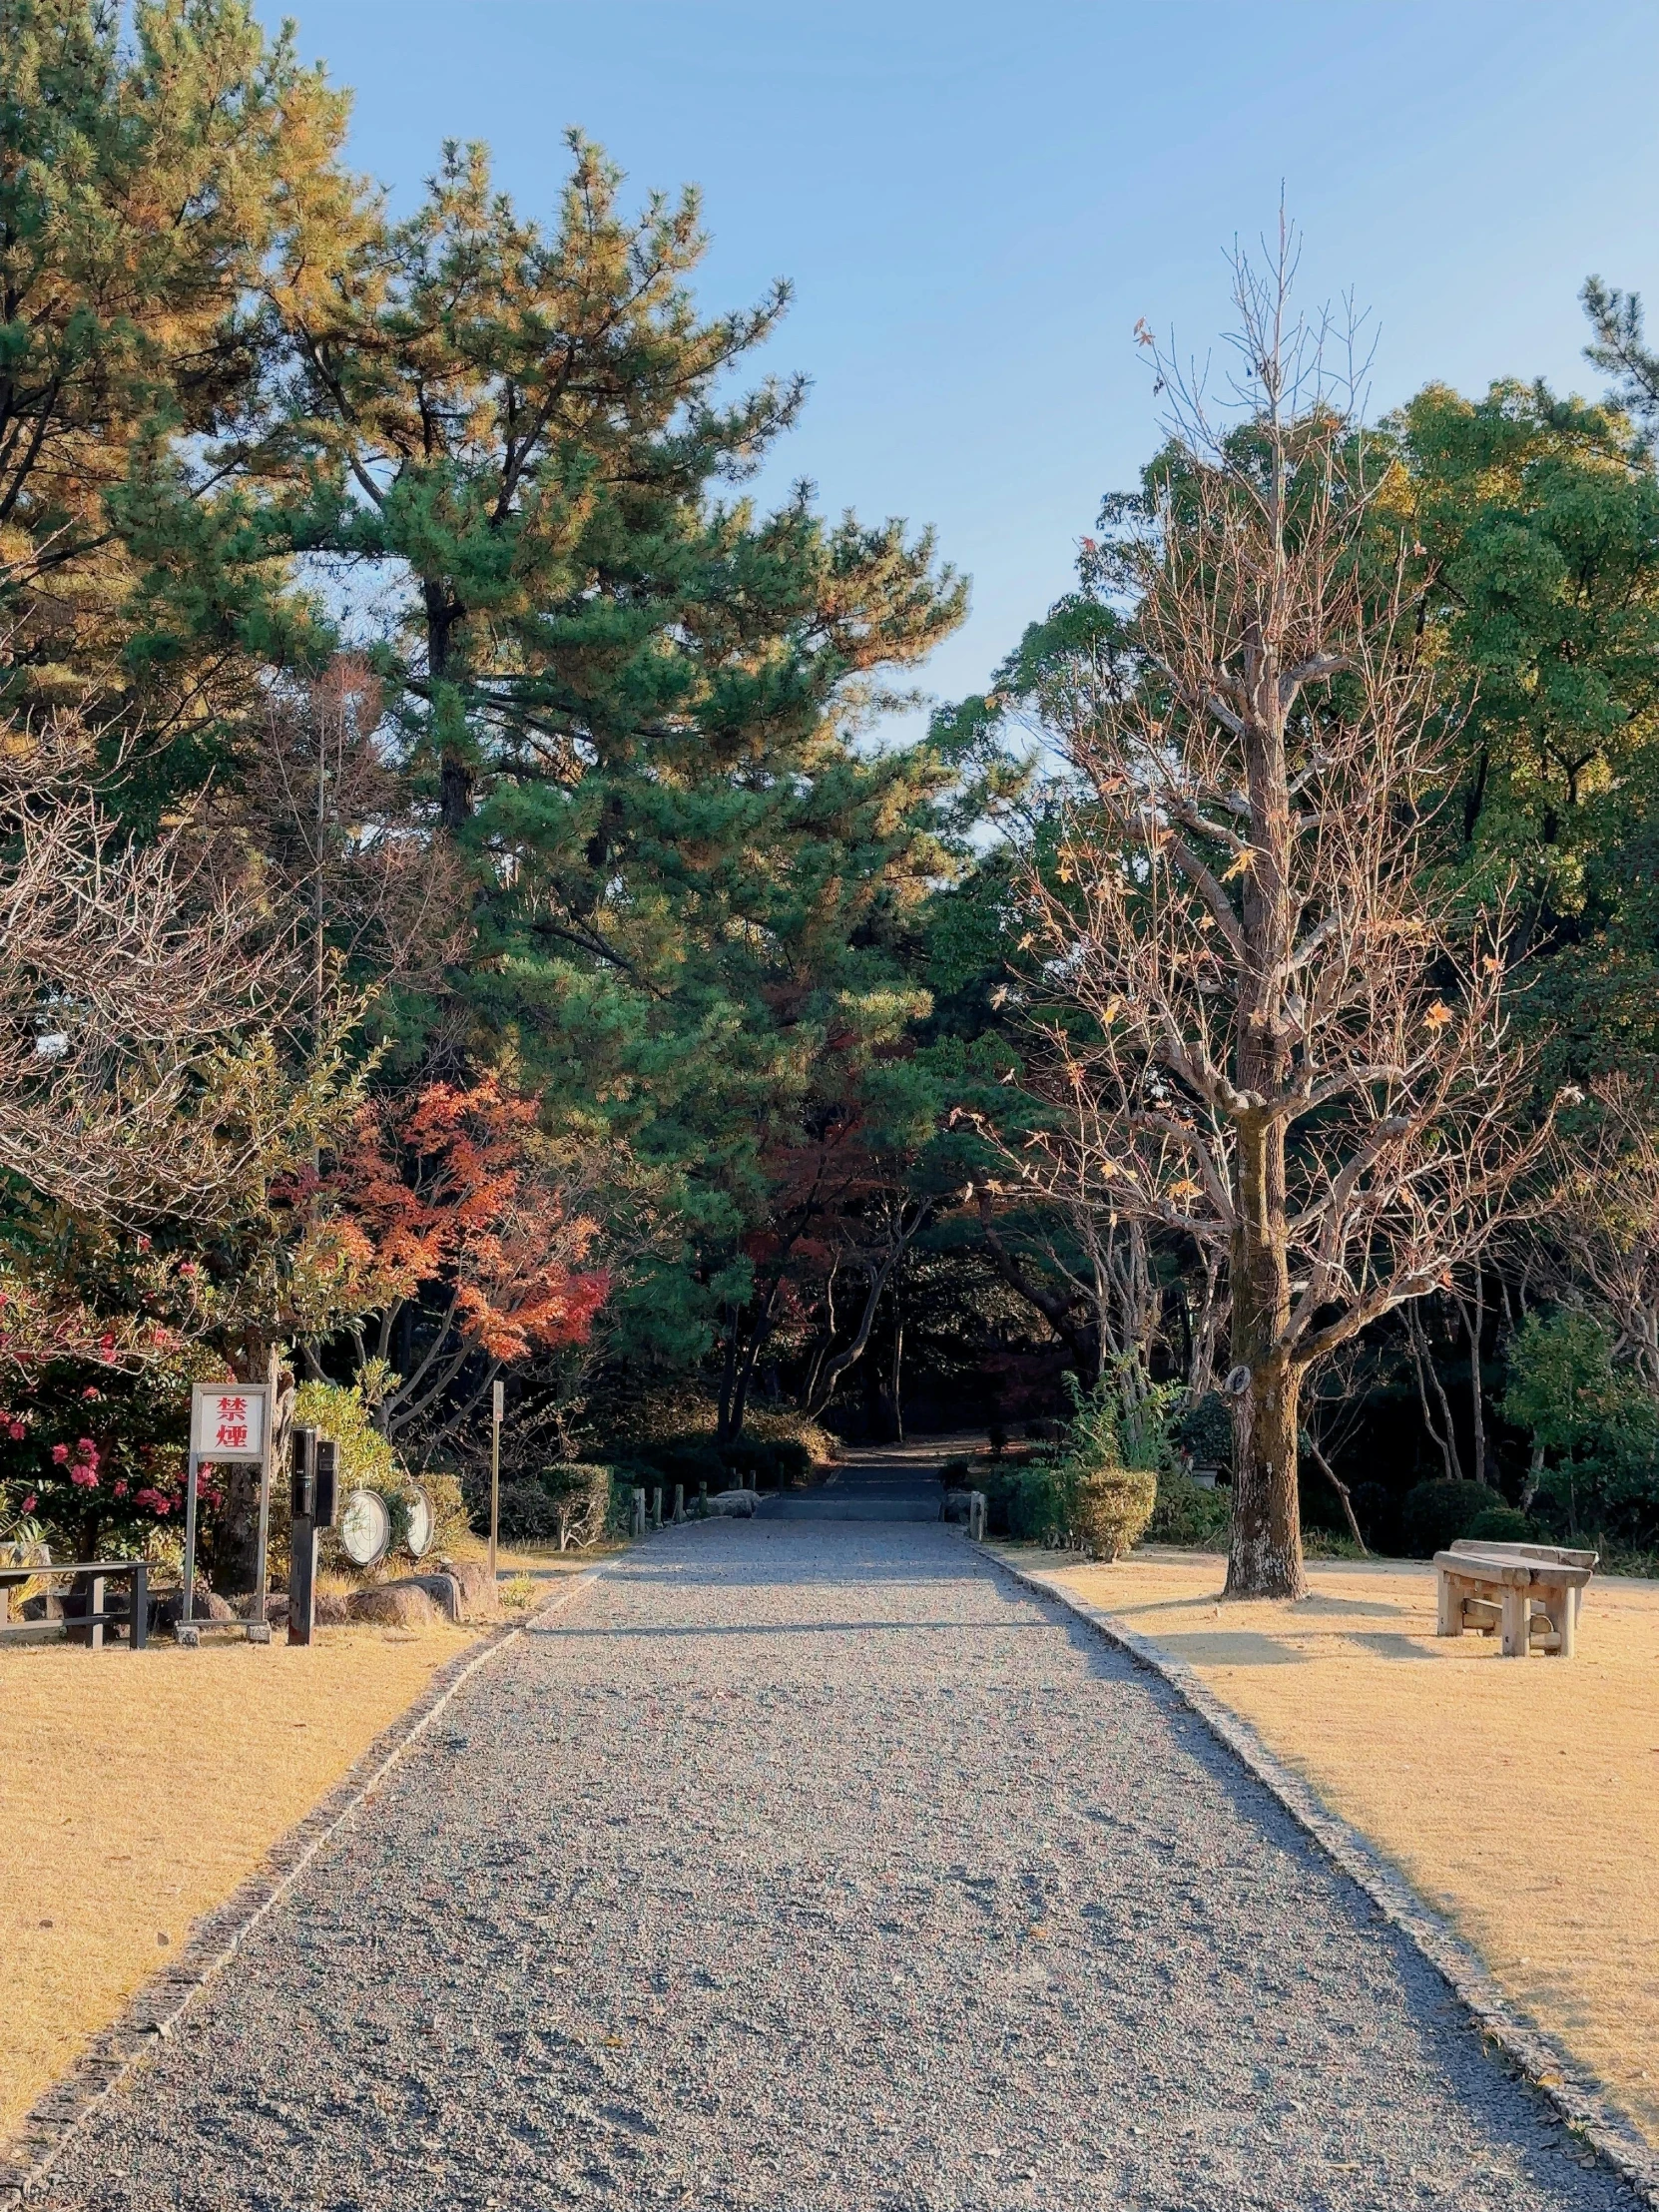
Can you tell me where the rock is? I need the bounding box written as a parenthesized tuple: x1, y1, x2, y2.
(939, 1487, 972, 1524)
(348, 1583, 439, 1629)
(378, 1572, 461, 1623)
(436, 1557, 500, 1620)
(314, 1590, 354, 1626)
(155, 1586, 235, 1634)
(705, 1488, 758, 1518)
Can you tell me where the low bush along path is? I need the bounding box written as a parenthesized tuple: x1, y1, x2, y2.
(34, 1520, 1637, 2211)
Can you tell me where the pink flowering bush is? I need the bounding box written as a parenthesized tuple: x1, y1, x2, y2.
(0, 1351, 213, 1559)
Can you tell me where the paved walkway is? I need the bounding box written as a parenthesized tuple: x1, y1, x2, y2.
(40, 1522, 1634, 2210)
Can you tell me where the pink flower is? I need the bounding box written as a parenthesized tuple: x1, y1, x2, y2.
(7, 1420, 24, 1441)
(69, 1463, 99, 1488)
(50, 1443, 68, 1464)
(113, 1479, 129, 1497)
(136, 1235, 152, 1253)
(82, 1387, 101, 1401)
(76, 1438, 95, 1454)
(97, 1334, 115, 1359)
(20, 1492, 36, 1512)
(177, 1263, 198, 1281)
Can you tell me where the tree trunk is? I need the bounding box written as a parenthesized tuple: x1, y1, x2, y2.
(1225, 1110, 1305, 1598)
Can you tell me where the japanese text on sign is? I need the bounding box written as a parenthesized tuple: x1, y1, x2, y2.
(189, 1383, 269, 1461)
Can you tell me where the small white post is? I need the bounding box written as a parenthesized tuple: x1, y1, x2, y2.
(489, 1378, 504, 1586)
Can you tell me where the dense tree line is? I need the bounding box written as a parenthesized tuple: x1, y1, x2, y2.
(4, 2, 1659, 1595)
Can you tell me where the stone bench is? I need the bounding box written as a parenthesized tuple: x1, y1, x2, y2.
(1433, 1538, 1597, 1658)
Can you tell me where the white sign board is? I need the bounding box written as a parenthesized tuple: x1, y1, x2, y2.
(190, 1382, 270, 1462)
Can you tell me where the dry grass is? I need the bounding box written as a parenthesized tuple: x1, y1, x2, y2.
(0, 1619, 479, 2142)
(1028, 1546, 1659, 2144)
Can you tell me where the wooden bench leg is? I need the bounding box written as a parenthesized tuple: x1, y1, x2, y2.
(1500, 1583, 1529, 1657)
(1436, 1572, 1463, 1637)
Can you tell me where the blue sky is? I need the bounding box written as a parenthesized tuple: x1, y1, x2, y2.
(272, 1, 1659, 725)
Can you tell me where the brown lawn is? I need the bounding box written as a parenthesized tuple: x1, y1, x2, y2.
(1026, 1546, 1659, 2145)
(0, 1619, 480, 2143)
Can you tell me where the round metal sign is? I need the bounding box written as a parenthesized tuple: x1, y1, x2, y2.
(404, 1485, 434, 1560)
(337, 1486, 391, 1569)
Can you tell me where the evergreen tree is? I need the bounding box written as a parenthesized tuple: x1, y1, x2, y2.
(0, 0, 357, 756)
(259, 134, 971, 1375)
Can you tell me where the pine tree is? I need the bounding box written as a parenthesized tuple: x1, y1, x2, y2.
(0, 0, 359, 753)
(263, 134, 970, 1373)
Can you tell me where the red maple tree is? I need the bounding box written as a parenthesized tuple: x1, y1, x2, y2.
(292, 1074, 609, 1438)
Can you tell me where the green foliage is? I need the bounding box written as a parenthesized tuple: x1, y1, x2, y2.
(1073, 1465, 1157, 1562)
(718, 1435, 812, 1489)
(979, 1461, 1073, 1542)
(1382, 380, 1659, 1074)
(1147, 1469, 1232, 1548)
(0, 0, 354, 734)
(491, 1461, 616, 1549)
(1170, 1390, 1234, 1471)
(1501, 1308, 1659, 1541)
(292, 1379, 468, 1560)
(1466, 1505, 1537, 1544)
(1400, 1478, 1506, 1559)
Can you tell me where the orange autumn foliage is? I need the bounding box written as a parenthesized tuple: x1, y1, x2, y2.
(292, 1076, 608, 1398)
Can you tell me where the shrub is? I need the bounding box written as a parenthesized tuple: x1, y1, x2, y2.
(1073, 1465, 1157, 1560)
(1170, 1389, 1233, 1471)
(1400, 1478, 1504, 1558)
(631, 1435, 728, 1489)
(593, 1390, 834, 1472)
(1465, 1504, 1535, 1545)
(294, 1380, 448, 1569)
(1304, 1530, 1368, 1560)
(497, 1480, 561, 1543)
(492, 1462, 615, 1550)
(981, 1462, 1070, 1540)
(720, 1435, 812, 1490)
(1147, 1468, 1232, 1548)
(742, 1407, 836, 1467)
(937, 1455, 973, 1486)
(539, 1462, 614, 1550)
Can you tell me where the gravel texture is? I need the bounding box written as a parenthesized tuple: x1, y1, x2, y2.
(36, 1520, 1639, 2210)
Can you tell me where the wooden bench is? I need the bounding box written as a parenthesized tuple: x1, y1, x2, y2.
(1433, 1539, 1597, 1658)
(0, 1559, 151, 1650)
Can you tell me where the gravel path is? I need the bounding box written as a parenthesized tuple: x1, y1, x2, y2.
(38, 1521, 1637, 2210)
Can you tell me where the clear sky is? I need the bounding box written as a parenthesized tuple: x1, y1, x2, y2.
(269, 0, 1659, 726)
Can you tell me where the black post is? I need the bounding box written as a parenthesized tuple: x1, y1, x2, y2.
(287, 1425, 318, 1648)
(131, 1561, 148, 1651)
(314, 1437, 339, 1530)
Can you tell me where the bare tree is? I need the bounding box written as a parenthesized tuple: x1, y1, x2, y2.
(0, 710, 290, 1222)
(1013, 233, 1549, 1597)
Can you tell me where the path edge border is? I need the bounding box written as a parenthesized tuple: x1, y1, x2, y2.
(0, 1567, 606, 2207)
(978, 1540, 1659, 2207)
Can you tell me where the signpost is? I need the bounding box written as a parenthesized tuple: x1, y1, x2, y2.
(287, 1425, 318, 1647)
(183, 1382, 274, 1645)
(488, 1378, 504, 1585)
